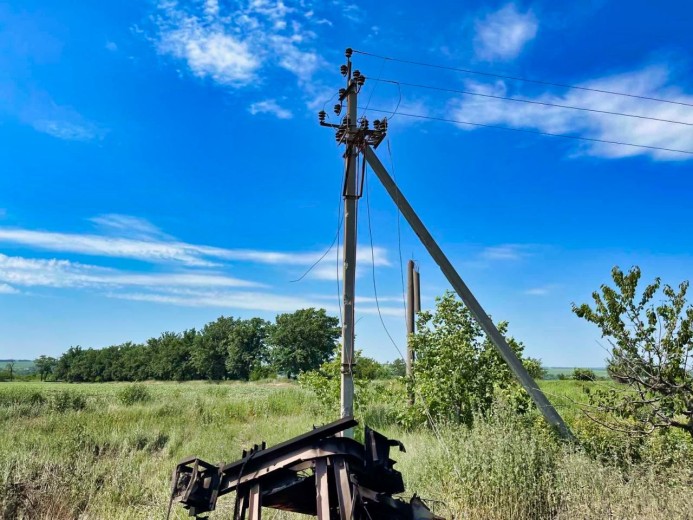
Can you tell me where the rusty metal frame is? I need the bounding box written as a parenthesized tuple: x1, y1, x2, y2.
(169, 417, 443, 519)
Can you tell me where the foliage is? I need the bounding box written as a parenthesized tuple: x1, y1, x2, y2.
(573, 266, 693, 439)
(117, 384, 152, 406)
(408, 291, 530, 427)
(572, 368, 597, 381)
(268, 308, 340, 378)
(34, 356, 57, 382)
(225, 318, 270, 380)
(1, 380, 692, 519)
(298, 349, 401, 417)
(44, 308, 337, 383)
(524, 357, 547, 380)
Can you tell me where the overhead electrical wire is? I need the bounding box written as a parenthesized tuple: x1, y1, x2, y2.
(352, 49, 693, 108)
(372, 78, 693, 127)
(365, 108, 693, 155)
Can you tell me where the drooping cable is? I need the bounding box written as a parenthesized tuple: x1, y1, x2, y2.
(372, 78, 693, 127)
(352, 49, 693, 108)
(365, 108, 693, 156)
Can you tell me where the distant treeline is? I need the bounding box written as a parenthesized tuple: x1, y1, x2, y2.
(11, 308, 405, 383)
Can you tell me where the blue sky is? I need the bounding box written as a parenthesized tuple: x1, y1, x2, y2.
(1, 0, 693, 366)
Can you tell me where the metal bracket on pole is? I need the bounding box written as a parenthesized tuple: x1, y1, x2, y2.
(362, 144, 575, 441)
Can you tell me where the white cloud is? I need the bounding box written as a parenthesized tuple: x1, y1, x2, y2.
(304, 246, 391, 281)
(450, 64, 693, 160)
(524, 284, 560, 296)
(153, 0, 322, 89)
(0, 283, 18, 294)
(0, 254, 259, 290)
(480, 244, 531, 261)
(248, 99, 293, 119)
(31, 119, 101, 142)
(105, 41, 118, 52)
(0, 219, 391, 272)
(474, 4, 538, 61)
(89, 214, 168, 239)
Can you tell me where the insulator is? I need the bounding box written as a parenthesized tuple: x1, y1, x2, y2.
(360, 117, 368, 129)
(339, 88, 346, 98)
(352, 69, 361, 78)
(340, 64, 348, 76)
(373, 119, 381, 128)
(357, 75, 366, 86)
(333, 104, 342, 115)
(345, 48, 353, 58)
(318, 110, 326, 122)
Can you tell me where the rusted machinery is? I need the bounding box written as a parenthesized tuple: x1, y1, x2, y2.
(169, 417, 444, 519)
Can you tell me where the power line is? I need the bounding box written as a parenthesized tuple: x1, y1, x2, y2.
(372, 78, 693, 127)
(352, 49, 693, 109)
(365, 108, 693, 156)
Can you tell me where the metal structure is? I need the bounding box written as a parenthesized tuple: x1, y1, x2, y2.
(320, 48, 574, 441)
(170, 417, 443, 519)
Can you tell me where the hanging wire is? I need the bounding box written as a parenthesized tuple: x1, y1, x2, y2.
(371, 78, 693, 127)
(364, 108, 693, 155)
(352, 49, 693, 108)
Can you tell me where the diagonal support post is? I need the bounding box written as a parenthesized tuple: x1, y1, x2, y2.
(363, 144, 574, 441)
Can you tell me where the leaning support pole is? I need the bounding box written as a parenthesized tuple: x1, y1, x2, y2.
(363, 145, 574, 441)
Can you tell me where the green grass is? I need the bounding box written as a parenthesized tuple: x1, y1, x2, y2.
(1, 380, 691, 519)
(543, 367, 609, 379)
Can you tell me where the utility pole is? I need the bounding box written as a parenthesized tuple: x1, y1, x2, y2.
(319, 49, 384, 438)
(340, 50, 358, 436)
(406, 260, 417, 404)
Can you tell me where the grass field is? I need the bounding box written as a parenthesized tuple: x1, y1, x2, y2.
(543, 367, 609, 379)
(1, 380, 691, 519)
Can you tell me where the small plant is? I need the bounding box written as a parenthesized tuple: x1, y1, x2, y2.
(117, 384, 152, 406)
(51, 391, 87, 412)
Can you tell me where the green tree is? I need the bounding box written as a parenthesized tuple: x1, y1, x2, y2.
(193, 316, 236, 380)
(268, 308, 340, 378)
(523, 357, 547, 380)
(385, 358, 407, 378)
(34, 355, 57, 382)
(5, 360, 15, 381)
(572, 368, 596, 381)
(149, 330, 198, 381)
(226, 318, 269, 380)
(410, 291, 528, 427)
(573, 266, 693, 439)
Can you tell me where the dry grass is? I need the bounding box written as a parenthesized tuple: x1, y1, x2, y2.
(1, 381, 691, 519)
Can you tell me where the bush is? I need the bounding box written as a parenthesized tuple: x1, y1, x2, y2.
(117, 384, 152, 406)
(573, 368, 596, 381)
(51, 391, 87, 412)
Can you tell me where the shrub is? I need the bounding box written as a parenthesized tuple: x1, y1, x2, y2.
(117, 384, 152, 406)
(51, 391, 87, 412)
(572, 368, 596, 381)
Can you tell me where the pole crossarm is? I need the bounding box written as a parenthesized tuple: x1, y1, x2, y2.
(362, 145, 575, 441)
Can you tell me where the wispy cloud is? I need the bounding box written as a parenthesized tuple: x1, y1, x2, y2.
(474, 3, 538, 61)
(450, 65, 693, 160)
(152, 0, 322, 89)
(524, 284, 560, 296)
(0, 216, 391, 272)
(480, 244, 532, 261)
(89, 213, 169, 239)
(0, 253, 259, 290)
(0, 283, 19, 294)
(249, 99, 293, 119)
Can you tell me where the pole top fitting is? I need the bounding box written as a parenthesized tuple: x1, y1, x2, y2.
(345, 48, 353, 58)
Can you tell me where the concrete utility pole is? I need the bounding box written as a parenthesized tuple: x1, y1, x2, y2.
(340, 53, 358, 436)
(406, 260, 415, 378)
